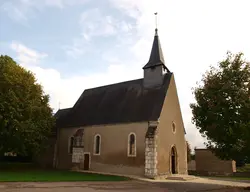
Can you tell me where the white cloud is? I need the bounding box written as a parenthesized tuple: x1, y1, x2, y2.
(62, 36, 88, 59)
(10, 42, 47, 67)
(65, 8, 134, 58)
(1, 0, 89, 22)
(79, 8, 133, 39)
(10, 42, 142, 114)
(1, 2, 28, 22)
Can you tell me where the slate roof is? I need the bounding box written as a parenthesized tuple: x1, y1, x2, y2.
(143, 29, 170, 72)
(54, 108, 71, 119)
(52, 108, 71, 134)
(56, 73, 172, 128)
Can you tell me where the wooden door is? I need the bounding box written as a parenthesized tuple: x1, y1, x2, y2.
(171, 147, 177, 174)
(83, 153, 90, 170)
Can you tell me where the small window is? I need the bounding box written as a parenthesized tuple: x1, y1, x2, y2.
(128, 133, 136, 157)
(172, 122, 176, 133)
(94, 134, 101, 155)
(69, 137, 74, 154)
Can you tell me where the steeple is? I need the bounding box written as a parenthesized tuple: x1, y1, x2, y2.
(143, 13, 170, 88)
(143, 28, 169, 72)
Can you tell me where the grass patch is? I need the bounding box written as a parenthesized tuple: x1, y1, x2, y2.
(223, 176, 250, 180)
(237, 164, 250, 172)
(0, 170, 131, 182)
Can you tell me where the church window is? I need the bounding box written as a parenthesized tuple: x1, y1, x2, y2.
(69, 136, 74, 154)
(128, 133, 136, 157)
(94, 134, 101, 155)
(172, 122, 176, 133)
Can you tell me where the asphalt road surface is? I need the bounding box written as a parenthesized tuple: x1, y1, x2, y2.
(0, 181, 249, 192)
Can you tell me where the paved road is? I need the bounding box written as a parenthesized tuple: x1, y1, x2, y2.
(0, 181, 249, 192)
(205, 177, 250, 184)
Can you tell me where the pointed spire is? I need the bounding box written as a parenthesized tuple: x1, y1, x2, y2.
(143, 27, 168, 71)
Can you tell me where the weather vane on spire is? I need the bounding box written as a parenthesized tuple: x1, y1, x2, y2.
(154, 12, 158, 29)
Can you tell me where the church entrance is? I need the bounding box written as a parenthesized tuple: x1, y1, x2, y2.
(171, 147, 177, 174)
(83, 153, 90, 170)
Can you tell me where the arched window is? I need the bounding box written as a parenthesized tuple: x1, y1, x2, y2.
(73, 129, 84, 147)
(69, 136, 74, 154)
(128, 133, 136, 157)
(94, 134, 101, 155)
(172, 122, 176, 133)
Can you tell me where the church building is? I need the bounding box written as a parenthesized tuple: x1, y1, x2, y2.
(54, 27, 188, 178)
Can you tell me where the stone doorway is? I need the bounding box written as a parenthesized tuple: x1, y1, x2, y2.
(171, 146, 177, 174)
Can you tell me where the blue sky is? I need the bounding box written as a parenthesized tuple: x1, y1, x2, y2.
(0, 0, 138, 76)
(1, 0, 250, 149)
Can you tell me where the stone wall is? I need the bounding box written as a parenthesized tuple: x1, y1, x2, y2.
(195, 149, 236, 176)
(145, 136, 158, 178)
(72, 147, 84, 163)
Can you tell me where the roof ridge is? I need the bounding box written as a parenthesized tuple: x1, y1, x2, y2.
(58, 107, 72, 111)
(84, 78, 143, 91)
(71, 78, 143, 110)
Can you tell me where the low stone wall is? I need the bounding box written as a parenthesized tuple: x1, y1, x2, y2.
(195, 149, 236, 176)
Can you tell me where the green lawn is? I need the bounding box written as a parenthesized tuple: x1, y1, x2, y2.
(226, 177, 250, 180)
(0, 170, 131, 182)
(237, 164, 250, 172)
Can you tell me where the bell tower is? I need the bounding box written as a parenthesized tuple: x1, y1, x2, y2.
(143, 28, 170, 88)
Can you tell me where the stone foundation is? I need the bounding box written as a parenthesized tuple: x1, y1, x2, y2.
(90, 162, 144, 176)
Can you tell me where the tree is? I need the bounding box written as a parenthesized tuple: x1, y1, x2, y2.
(190, 52, 250, 162)
(0, 55, 55, 158)
(186, 141, 192, 162)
